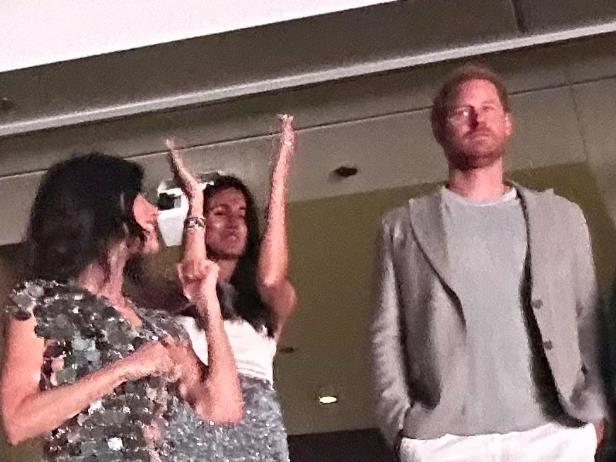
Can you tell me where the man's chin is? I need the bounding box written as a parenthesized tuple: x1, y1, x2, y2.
(449, 151, 502, 170)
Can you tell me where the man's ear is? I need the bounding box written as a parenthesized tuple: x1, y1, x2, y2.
(432, 119, 446, 146)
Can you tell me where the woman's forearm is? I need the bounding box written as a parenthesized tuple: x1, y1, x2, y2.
(182, 198, 206, 263)
(167, 140, 206, 263)
(192, 295, 243, 422)
(258, 141, 292, 289)
(2, 359, 128, 445)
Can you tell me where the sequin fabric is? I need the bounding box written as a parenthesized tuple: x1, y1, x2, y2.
(165, 280, 290, 462)
(165, 374, 289, 462)
(5, 279, 193, 462)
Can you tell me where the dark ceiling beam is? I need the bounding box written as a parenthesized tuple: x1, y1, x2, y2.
(1, 0, 616, 138)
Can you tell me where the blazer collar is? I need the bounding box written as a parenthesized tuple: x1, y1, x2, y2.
(407, 182, 551, 299)
(407, 189, 457, 296)
(515, 183, 553, 294)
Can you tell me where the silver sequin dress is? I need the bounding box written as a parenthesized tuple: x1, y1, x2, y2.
(165, 374, 289, 462)
(169, 283, 290, 462)
(5, 279, 197, 462)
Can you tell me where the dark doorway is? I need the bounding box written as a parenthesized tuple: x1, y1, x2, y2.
(288, 428, 391, 462)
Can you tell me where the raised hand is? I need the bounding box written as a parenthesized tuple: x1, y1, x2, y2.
(176, 258, 220, 306)
(166, 137, 207, 263)
(258, 114, 298, 337)
(166, 138, 202, 204)
(278, 114, 295, 149)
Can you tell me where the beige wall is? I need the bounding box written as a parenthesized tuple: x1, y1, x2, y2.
(278, 163, 616, 434)
(4, 33, 616, 459)
(2, 34, 616, 243)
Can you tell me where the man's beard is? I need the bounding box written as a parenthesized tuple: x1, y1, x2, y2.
(447, 149, 503, 170)
(446, 135, 506, 171)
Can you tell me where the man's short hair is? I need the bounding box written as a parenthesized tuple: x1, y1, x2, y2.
(431, 63, 510, 143)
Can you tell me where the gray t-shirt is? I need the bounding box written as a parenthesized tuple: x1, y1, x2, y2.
(441, 186, 550, 434)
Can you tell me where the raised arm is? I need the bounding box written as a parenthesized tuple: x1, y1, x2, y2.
(1, 313, 174, 445)
(257, 115, 298, 335)
(166, 139, 206, 264)
(167, 144, 243, 423)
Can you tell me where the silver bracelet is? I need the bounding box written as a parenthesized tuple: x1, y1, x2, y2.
(185, 215, 205, 230)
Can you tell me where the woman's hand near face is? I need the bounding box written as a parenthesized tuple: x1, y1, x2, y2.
(176, 258, 219, 308)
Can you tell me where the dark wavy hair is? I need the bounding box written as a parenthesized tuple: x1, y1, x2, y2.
(23, 153, 145, 282)
(204, 176, 274, 336)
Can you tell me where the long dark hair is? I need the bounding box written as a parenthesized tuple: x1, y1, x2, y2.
(204, 176, 274, 336)
(23, 153, 145, 282)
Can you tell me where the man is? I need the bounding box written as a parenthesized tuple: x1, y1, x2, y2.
(370, 64, 607, 462)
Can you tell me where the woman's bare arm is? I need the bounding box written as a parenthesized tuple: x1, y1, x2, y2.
(0, 315, 173, 445)
(167, 144, 243, 423)
(257, 115, 298, 336)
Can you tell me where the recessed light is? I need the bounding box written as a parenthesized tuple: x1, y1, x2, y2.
(0, 97, 14, 112)
(318, 395, 338, 405)
(332, 165, 359, 178)
(278, 345, 297, 354)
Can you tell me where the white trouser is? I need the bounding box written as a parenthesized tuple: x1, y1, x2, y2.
(399, 422, 597, 462)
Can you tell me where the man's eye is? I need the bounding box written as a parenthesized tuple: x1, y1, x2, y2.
(451, 107, 470, 118)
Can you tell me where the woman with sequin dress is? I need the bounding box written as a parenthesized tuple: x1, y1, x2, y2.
(169, 115, 298, 462)
(0, 153, 242, 462)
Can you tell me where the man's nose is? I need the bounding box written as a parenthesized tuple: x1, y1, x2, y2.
(469, 109, 480, 128)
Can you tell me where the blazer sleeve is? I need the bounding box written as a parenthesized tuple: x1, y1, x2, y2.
(370, 216, 411, 447)
(572, 205, 608, 421)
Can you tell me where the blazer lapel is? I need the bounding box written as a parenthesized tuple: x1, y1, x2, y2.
(408, 192, 461, 303)
(516, 185, 553, 308)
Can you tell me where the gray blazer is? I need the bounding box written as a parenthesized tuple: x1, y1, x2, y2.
(370, 185, 607, 446)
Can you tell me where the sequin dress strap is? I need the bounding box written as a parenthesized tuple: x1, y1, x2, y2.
(5, 279, 54, 320)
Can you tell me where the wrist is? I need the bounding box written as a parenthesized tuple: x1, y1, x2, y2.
(185, 216, 205, 231)
(188, 200, 204, 215)
(195, 296, 222, 317)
